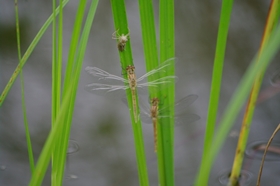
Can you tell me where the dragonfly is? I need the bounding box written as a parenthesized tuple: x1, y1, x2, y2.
(85, 58, 176, 123)
(122, 94, 200, 152)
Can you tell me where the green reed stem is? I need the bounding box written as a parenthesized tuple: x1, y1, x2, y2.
(111, 1, 149, 186)
(14, 0, 35, 174)
(158, 0, 175, 186)
(195, 0, 233, 185)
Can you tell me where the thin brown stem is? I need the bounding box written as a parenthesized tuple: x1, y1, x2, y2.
(256, 123, 280, 186)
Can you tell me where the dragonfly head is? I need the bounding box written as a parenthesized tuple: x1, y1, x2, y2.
(151, 98, 159, 106)
(126, 65, 135, 74)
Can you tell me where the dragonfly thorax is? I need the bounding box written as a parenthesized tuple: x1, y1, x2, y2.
(151, 98, 159, 106)
(150, 98, 159, 118)
(126, 65, 135, 74)
(126, 65, 137, 89)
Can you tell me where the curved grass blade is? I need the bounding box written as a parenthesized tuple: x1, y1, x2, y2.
(0, 0, 70, 107)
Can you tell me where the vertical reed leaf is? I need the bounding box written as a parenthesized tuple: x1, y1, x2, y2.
(29, 0, 99, 185)
(158, 0, 175, 186)
(138, 0, 159, 77)
(137, 0, 162, 184)
(51, 0, 63, 184)
(55, 0, 98, 185)
(111, 1, 149, 185)
(14, 0, 35, 174)
(196, 0, 233, 185)
(29, 89, 72, 186)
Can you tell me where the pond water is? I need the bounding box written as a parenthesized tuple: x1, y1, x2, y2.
(1, 0, 280, 185)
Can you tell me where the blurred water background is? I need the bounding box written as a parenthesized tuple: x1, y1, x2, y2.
(1, 0, 280, 185)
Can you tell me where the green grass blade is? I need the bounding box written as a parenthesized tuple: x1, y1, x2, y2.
(51, 0, 64, 185)
(20, 82, 35, 174)
(158, 0, 175, 186)
(29, 1, 98, 184)
(195, 1, 233, 185)
(110, 1, 149, 186)
(229, 1, 280, 185)
(195, 22, 280, 186)
(14, 0, 35, 174)
(138, 0, 159, 75)
(0, 0, 69, 107)
(51, 0, 58, 184)
(137, 0, 160, 184)
(62, 0, 87, 97)
(55, 1, 98, 185)
(14, 0, 22, 61)
(29, 89, 72, 186)
(57, 0, 64, 99)
(51, 0, 58, 125)
(138, 0, 175, 185)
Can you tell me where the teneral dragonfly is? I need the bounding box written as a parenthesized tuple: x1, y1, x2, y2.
(85, 58, 176, 122)
(122, 94, 200, 152)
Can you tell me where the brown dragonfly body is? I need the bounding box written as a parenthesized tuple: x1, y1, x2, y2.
(126, 66, 138, 122)
(150, 98, 160, 152)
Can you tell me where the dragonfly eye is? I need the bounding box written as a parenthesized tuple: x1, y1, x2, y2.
(126, 66, 135, 74)
(151, 98, 159, 105)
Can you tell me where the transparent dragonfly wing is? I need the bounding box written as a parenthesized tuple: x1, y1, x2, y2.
(85, 83, 128, 92)
(85, 66, 128, 83)
(138, 97, 153, 124)
(85, 58, 176, 96)
(158, 94, 198, 115)
(123, 94, 200, 126)
(172, 113, 200, 126)
(85, 66, 130, 94)
(121, 96, 152, 123)
(157, 94, 200, 126)
(136, 58, 177, 90)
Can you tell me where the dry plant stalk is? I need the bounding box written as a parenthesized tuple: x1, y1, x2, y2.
(256, 123, 280, 186)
